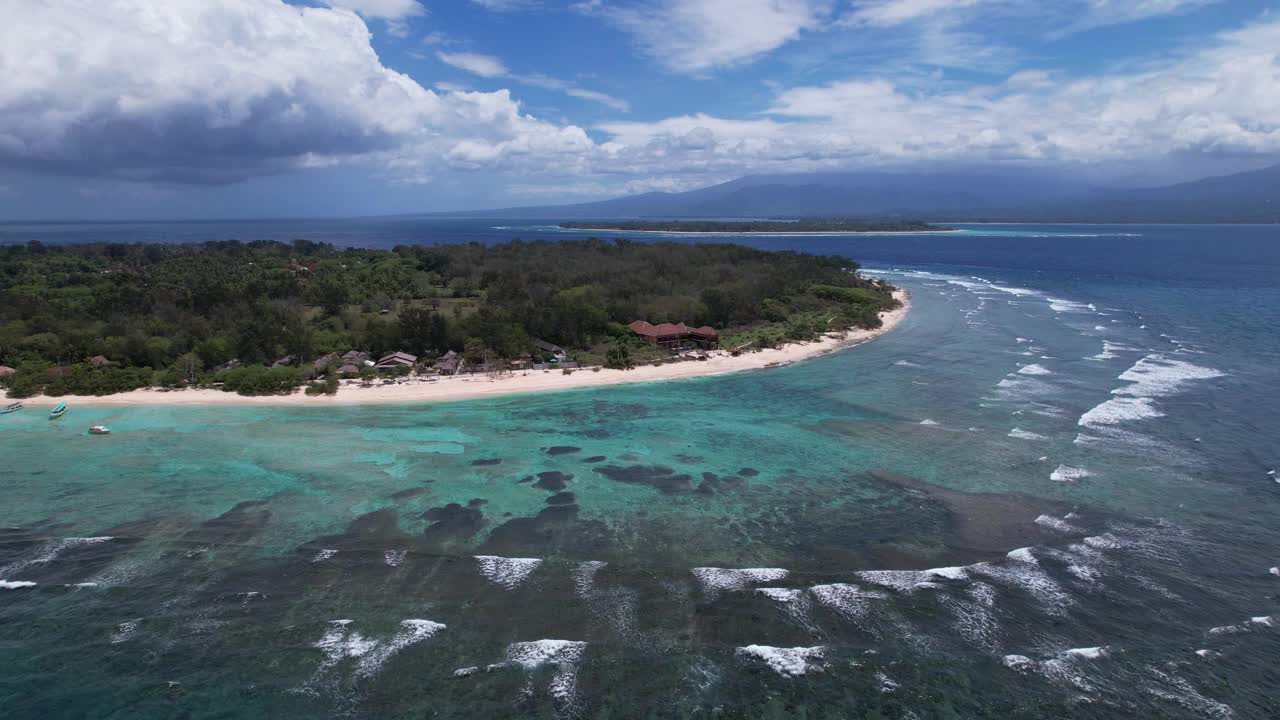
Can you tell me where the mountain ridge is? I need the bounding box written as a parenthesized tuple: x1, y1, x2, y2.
(435, 163, 1280, 223)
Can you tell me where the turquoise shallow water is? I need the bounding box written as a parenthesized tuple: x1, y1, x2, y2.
(2, 225, 1279, 718)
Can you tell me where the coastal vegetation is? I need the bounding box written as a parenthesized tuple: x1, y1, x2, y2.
(0, 239, 898, 397)
(559, 219, 944, 233)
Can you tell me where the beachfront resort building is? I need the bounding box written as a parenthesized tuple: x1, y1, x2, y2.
(374, 352, 418, 370)
(628, 321, 720, 352)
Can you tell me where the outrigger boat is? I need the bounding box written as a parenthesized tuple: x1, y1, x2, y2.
(1, 402, 21, 414)
(88, 425, 111, 435)
(48, 402, 68, 419)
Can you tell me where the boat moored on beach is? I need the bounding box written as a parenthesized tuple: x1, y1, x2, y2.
(1, 402, 21, 414)
(49, 402, 68, 419)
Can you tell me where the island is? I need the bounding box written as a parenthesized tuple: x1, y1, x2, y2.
(559, 219, 948, 233)
(0, 238, 906, 403)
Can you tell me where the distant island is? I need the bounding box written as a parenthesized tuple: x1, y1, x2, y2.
(0, 238, 902, 399)
(560, 219, 947, 233)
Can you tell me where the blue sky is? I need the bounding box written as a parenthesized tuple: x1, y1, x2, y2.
(0, 0, 1277, 219)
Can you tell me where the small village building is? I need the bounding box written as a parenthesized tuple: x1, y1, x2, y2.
(337, 364, 362, 376)
(374, 351, 417, 369)
(272, 355, 295, 368)
(341, 350, 373, 367)
(628, 321, 719, 351)
(533, 339, 567, 361)
(433, 350, 461, 375)
(313, 352, 341, 372)
(89, 355, 112, 369)
(0, 365, 15, 377)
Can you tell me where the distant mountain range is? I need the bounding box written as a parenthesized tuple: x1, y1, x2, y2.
(441, 163, 1280, 223)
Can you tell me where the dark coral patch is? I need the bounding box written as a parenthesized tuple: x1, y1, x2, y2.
(546, 446, 581, 456)
(582, 455, 607, 464)
(594, 465, 694, 495)
(421, 503, 485, 544)
(532, 472, 573, 491)
(517, 476, 534, 484)
(676, 454, 704, 464)
(468, 498, 488, 508)
(390, 487, 429, 500)
(545, 492, 577, 506)
(738, 468, 760, 477)
(470, 458, 503, 467)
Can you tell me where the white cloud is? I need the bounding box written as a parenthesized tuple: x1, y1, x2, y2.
(321, 0, 424, 35)
(578, 0, 832, 73)
(438, 52, 630, 111)
(0, 0, 594, 183)
(1064, 0, 1221, 34)
(844, 0, 987, 27)
(591, 17, 1280, 175)
(437, 51, 510, 78)
(321, 0, 423, 19)
(468, 0, 539, 10)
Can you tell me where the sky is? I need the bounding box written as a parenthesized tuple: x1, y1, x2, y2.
(0, 0, 1277, 220)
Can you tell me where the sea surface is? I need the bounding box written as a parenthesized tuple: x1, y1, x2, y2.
(2, 221, 1279, 718)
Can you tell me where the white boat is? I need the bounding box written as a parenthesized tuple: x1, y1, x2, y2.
(88, 425, 111, 435)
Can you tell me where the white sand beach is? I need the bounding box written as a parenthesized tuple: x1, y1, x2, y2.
(10, 291, 908, 408)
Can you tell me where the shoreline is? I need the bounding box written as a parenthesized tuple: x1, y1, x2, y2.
(8, 291, 908, 409)
(551, 227, 961, 237)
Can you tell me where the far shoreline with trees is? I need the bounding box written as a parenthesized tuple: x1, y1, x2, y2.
(559, 219, 947, 233)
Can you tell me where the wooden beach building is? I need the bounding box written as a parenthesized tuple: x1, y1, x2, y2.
(628, 321, 719, 352)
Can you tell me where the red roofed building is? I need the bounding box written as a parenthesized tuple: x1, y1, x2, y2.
(629, 320, 719, 352)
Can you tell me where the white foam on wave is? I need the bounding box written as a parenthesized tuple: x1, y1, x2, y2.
(808, 583, 887, 624)
(572, 560, 607, 597)
(1035, 514, 1079, 533)
(1114, 354, 1225, 399)
(0, 536, 114, 578)
(111, 619, 141, 644)
(736, 645, 825, 677)
(1083, 534, 1125, 550)
(894, 360, 921, 367)
(1048, 297, 1092, 313)
(692, 567, 788, 594)
(1145, 666, 1234, 719)
(356, 619, 446, 678)
(1, 580, 37, 589)
(919, 419, 939, 426)
(1009, 428, 1047, 440)
(502, 640, 588, 703)
(1269, 567, 1279, 577)
(1006, 646, 1110, 690)
(314, 620, 378, 670)
(1090, 340, 1138, 361)
(973, 548, 1073, 616)
(312, 618, 446, 682)
(312, 549, 337, 563)
(383, 550, 406, 567)
(1050, 465, 1091, 482)
(1078, 396, 1164, 427)
(856, 567, 966, 593)
(475, 555, 543, 590)
(1018, 364, 1052, 376)
(1251, 616, 1274, 626)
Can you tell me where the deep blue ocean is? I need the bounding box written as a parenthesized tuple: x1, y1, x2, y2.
(2, 220, 1278, 718)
